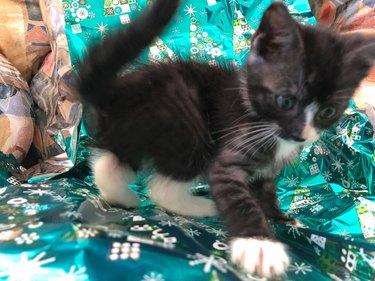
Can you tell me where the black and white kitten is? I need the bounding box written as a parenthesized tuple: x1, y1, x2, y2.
(78, 0, 375, 278)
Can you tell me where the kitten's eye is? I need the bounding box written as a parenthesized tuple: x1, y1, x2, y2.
(275, 95, 296, 110)
(319, 107, 337, 119)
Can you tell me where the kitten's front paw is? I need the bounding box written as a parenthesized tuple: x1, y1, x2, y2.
(230, 237, 290, 278)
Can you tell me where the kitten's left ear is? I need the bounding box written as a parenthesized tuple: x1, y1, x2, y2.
(341, 33, 375, 78)
(250, 3, 302, 60)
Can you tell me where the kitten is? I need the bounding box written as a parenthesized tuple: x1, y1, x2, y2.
(78, 0, 375, 278)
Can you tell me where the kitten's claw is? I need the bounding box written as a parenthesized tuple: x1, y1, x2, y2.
(230, 237, 290, 278)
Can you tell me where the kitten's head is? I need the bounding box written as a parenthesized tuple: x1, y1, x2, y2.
(245, 3, 375, 144)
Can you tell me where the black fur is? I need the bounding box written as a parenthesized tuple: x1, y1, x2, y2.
(79, 1, 375, 240)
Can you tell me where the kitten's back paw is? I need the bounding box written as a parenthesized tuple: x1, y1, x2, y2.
(230, 237, 290, 278)
(92, 150, 140, 209)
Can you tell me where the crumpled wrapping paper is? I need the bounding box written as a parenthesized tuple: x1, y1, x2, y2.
(0, 0, 375, 280)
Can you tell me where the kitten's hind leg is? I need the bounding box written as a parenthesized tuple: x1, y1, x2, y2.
(91, 150, 140, 209)
(148, 174, 218, 218)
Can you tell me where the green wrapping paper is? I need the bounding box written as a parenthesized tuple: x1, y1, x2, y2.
(0, 0, 375, 280)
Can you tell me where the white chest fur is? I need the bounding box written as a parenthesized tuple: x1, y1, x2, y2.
(249, 139, 301, 180)
(275, 138, 300, 164)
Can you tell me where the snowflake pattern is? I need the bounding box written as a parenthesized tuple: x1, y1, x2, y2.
(187, 253, 228, 273)
(22, 202, 40, 209)
(184, 4, 196, 17)
(95, 22, 108, 35)
(288, 262, 312, 275)
(49, 265, 88, 281)
(106, 229, 126, 238)
(322, 171, 333, 181)
(314, 193, 323, 202)
(206, 227, 227, 238)
(332, 158, 344, 173)
(158, 220, 175, 227)
(23, 189, 54, 196)
(0, 252, 56, 280)
(287, 224, 302, 239)
(186, 228, 201, 237)
(346, 160, 355, 169)
(77, 228, 98, 239)
(142, 272, 165, 281)
(338, 228, 352, 240)
(285, 175, 300, 188)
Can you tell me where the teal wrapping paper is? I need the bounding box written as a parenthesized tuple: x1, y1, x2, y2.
(0, 0, 374, 280)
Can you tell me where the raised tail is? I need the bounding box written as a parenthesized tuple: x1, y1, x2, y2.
(78, 0, 180, 108)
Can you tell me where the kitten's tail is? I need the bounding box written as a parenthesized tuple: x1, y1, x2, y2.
(78, 0, 180, 108)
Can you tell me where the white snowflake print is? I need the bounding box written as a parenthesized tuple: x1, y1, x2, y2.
(299, 153, 308, 161)
(172, 27, 180, 35)
(339, 192, 351, 199)
(314, 193, 323, 202)
(142, 272, 165, 281)
(23, 189, 54, 196)
(174, 216, 192, 226)
(22, 202, 40, 209)
(255, 4, 265, 11)
(287, 224, 302, 239)
(106, 229, 126, 238)
(323, 184, 332, 191)
(322, 171, 333, 181)
(187, 253, 228, 273)
(77, 228, 98, 239)
(158, 220, 175, 227)
(49, 265, 88, 281)
(200, 9, 208, 17)
(328, 206, 339, 212)
(184, 4, 197, 17)
(15, 232, 40, 245)
(206, 227, 227, 238)
(314, 246, 321, 256)
(95, 22, 108, 35)
(52, 194, 69, 202)
(186, 228, 201, 237)
(332, 158, 344, 173)
(338, 229, 352, 240)
(288, 262, 312, 275)
(0, 252, 56, 280)
(62, 210, 83, 220)
(285, 175, 300, 188)
(346, 160, 355, 169)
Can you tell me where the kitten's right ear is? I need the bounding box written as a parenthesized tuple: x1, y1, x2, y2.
(250, 3, 302, 60)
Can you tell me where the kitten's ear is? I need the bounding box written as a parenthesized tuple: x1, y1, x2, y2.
(250, 3, 302, 60)
(341, 33, 375, 78)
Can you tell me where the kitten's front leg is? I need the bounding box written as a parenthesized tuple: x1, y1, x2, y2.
(250, 178, 295, 223)
(209, 151, 290, 278)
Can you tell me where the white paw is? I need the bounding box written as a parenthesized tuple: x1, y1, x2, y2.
(92, 150, 139, 209)
(230, 237, 290, 278)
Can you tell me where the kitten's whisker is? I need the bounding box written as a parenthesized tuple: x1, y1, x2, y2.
(334, 87, 357, 95)
(227, 129, 274, 149)
(246, 134, 276, 159)
(213, 122, 272, 134)
(215, 125, 273, 142)
(231, 129, 275, 153)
